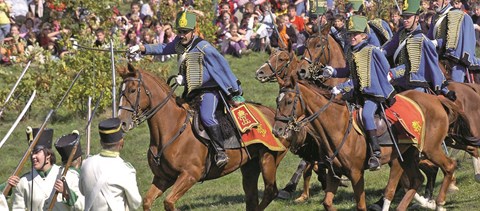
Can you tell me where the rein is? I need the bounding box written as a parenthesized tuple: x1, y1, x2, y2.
(119, 71, 179, 127)
(264, 50, 293, 81)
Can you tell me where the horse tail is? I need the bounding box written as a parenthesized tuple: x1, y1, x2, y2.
(439, 97, 480, 144)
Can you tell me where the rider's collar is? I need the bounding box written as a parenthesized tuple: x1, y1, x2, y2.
(352, 41, 368, 52)
(437, 4, 452, 15)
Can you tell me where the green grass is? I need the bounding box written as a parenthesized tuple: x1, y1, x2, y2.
(1, 52, 480, 210)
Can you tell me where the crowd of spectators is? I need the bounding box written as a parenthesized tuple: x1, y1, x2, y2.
(3, 0, 480, 65)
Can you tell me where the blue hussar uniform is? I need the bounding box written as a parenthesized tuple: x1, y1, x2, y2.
(138, 10, 242, 167)
(382, 0, 455, 100)
(427, 4, 478, 82)
(368, 18, 393, 46)
(326, 15, 395, 171)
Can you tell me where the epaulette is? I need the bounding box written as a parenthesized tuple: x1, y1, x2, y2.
(353, 46, 373, 90)
(369, 19, 390, 41)
(406, 36, 424, 73)
(446, 10, 465, 50)
(195, 41, 208, 55)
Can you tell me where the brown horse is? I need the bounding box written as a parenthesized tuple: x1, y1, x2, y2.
(117, 64, 289, 211)
(273, 75, 457, 210)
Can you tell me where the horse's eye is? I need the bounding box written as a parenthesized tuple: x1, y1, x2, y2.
(287, 100, 293, 105)
(316, 44, 321, 48)
(129, 88, 136, 93)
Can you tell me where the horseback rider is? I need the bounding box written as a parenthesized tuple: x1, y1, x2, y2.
(382, 0, 456, 101)
(322, 15, 396, 171)
(128, 9, 244, 168)
(428, 0, 480, 82)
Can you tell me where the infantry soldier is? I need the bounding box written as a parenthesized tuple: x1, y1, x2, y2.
(129, 9, 245, 167)
(322, 15, 396, 171)
(80, 118, 141, 211)
(382, 0, 456, 101)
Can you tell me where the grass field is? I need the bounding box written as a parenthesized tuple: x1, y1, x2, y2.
(1, 52, 479, 210)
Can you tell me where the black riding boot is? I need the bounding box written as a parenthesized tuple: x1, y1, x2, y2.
(205, 125, 229, 167)
(367, 129, 381, 171)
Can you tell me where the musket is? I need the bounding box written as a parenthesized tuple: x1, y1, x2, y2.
(48, 90, 103, 209)
(86, 91, 104, 156)
(47, 131, 80, 211)
(0, 90, 37, 149)
(0, 60, 32, 119)
(2, 69, 83, 196)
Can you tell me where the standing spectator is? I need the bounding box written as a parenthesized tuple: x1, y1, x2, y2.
(275, 0, 289, 16)
(80, 118, 142, 211)
(126, 2, 141, 20)
(130, 14, 143, 37)
(293, 0, 305, 16)
(94, 28, 107, 48)
(141, 0, 160, 20)
(288, 4, 305, 33)
(421, 0, 432, 11)
(0, 0, 12, 44)
(331, 14, 348, 51)
(471, 3, 480, 46)
(390, 8, 404, 33)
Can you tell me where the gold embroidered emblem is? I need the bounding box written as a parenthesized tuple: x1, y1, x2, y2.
(353, 47, 373, 90)
(256, 124, 267, 137)
(238, 110, 252, 126)
(348, 18, 354, 30)
(406, 36, 424, 73)
(412, 121, 422, 133)
(179, 12, 188, 28)
(446, 10, 464, 50)
(403, 0, 409, 11)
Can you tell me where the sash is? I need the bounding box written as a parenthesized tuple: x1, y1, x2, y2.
(84, 173, 111, 211)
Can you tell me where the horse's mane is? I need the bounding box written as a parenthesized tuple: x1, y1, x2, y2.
(298, 80, 346, 105)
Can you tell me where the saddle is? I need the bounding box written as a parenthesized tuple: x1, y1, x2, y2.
(191, 110, 242, 150)
(353, 108, 396, 146)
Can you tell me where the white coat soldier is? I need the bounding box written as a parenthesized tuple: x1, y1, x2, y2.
(80, 118, 142, 211)
(8, 128, 63, 210)
(52, 131, 86, 210)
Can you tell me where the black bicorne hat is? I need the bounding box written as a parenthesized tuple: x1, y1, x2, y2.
(26, 127, 54, 153)
(98, 118, 124, 143)
(55, 131, 82, 163)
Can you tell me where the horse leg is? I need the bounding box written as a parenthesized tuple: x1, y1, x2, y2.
(258, 151, 281, 210)
(349, 169, 367, 211)
(322, 170, 341, 211)
(423, 147, 457, 210)
(397, 147, 424, 211)
(472, 148, 480, 182)
(294, 161, 314, 203)
(241, 157, 261, 211)
(144, 176, 174, 210)
(316, 162, 328, 190)
(419, 159, 438, 200)
(163, 172, 200, 211)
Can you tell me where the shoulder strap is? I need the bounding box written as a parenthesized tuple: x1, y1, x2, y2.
(84, 173, 111, 211)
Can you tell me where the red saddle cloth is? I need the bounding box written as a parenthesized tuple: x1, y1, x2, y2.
(385, 95, 426, 151)
(231, 104, 286, 151)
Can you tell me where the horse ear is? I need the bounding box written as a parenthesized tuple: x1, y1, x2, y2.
(321, 23, 331, 35)
(127, 63, 136, 73)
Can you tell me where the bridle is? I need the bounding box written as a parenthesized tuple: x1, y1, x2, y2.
(263, 50, 294, 81)
(118, 71, 178, 128)
(302, 33, 331, 68)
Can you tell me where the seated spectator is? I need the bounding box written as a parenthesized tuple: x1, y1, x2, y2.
(140, 28, 155, 45)
(130, 14, 143, 37)
(216, 12, 233, 45)
(270, 14, 297, 50)
(472, 3, 480, 46)
(288, 4, 304, 33)
(275, 0, 289, 16)
(152, 21, 164, 44)
(389, 8, 403, 33)
(248, 15, 269, 52)
(331, 14, 348, 50)
(0, 0, 13, 45)
(126, 2, 141, 20)
(19, 17, 39, 38)
(162, 23, 176, 44)
(111, 15, 130, 39)
(421, 0, 431, 11)
(141, 0, 160, 19)
(1, 24, 25, 63)
(222, 23, 250, 57)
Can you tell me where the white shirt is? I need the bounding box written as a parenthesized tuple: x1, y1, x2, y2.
(80, 153, 141, 211)
(12, 164, 84, 211)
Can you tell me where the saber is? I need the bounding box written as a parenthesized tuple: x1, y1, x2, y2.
(379, 103, 404, 162)
(0, 60, 32, 118)
(267, 10, 287, 50)
(0, 90, 37, 149)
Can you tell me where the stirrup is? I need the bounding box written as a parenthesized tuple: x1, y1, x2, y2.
(215, 152, 229, 167)
(368, 156, 381, 171)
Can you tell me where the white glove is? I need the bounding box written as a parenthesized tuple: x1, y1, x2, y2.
(431, 40, 438, 48)
(322, 66, 334, 78)
(387, 72, 393, 82)
(175, 75, 184, 85)
(331, 86, 341, 95)
(129, 45, 141, 54)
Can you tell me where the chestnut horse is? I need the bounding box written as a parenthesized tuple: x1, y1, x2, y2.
(273, 76, 457, 210)
(117, 64, 289, 211)
(299, 28, 480, 206)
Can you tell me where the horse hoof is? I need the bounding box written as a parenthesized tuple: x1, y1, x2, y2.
(475, 174, 480, 183)
(294, 195, 308, 203)
(447, 183, 459, 193)
(276, 190, 292, 200)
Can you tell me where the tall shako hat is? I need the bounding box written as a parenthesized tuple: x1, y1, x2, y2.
(402, 0, 422, 16)
(175, 10, 196, 30)
(98, 118, 124, 143)
(347, 15, 369, 33)
(26, 127, 54, 153)
(55, 131, 82, 163)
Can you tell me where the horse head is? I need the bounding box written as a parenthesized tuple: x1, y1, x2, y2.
(255, 48, 298, 83)
(117, 63, 154, 132)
